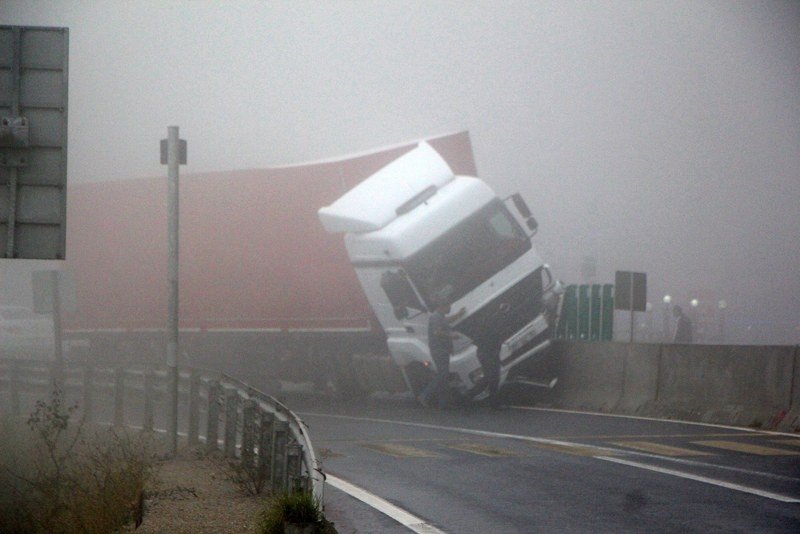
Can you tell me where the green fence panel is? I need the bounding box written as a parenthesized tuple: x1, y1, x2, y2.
(564, 285, 578, 340)
(602, 284, 614, 340)
(590, 284, 601, 340)
(578, 284, 590, 340)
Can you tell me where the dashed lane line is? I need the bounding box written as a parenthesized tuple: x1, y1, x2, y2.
(445, 442, 523, 457)
(770, 438, 800, 448)
(692, 440, 800, 456)
(609, 441, 712, 457)
(360, 442, 441, 458)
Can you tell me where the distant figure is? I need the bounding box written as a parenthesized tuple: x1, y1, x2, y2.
(672, 305, 693, 343)
(418, 297, 466, 409)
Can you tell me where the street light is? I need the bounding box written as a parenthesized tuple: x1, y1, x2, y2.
(690, 299, 700, 342)
(718, 299, 727, 343)
(662, 295, 672, 342)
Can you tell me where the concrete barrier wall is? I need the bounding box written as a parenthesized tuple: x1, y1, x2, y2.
(551, 342, 625, 412)
(655, 344, 795, 426)
(545, 341, 799, 431)
(618, 343, 660, 413)
(785, 345, 800, 429)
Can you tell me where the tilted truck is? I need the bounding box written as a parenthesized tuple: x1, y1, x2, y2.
(60, 131, 560, 398)
(319, 141, 562, 399)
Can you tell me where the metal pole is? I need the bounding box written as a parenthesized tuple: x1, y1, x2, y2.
(628, 277, 635, 343)
(5, 28, 21, 258)
(166, 126, 180, 456)
(52, 271, 64, 384)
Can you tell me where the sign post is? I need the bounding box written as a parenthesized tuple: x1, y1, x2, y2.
(161, 126, 186, 457)
(614, 271, 647, 342)
(32, 270, 76, 384)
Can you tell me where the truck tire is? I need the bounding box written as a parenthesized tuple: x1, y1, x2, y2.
(403, 361, 433, 398)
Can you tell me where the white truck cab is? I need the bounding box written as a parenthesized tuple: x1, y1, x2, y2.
(319, 142, 561, 399)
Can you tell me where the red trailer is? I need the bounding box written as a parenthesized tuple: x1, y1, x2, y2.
(62, 132, 476, 393)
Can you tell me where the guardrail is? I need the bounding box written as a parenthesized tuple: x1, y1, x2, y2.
(0, 358, 324, 501)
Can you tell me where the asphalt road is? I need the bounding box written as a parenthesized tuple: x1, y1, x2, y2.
(282, 391, 800, 533)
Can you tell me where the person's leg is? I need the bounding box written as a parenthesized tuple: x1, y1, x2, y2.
(433, 354, 450, 409)
(419, 353, 447, 406)
(478, 344, 501, 405)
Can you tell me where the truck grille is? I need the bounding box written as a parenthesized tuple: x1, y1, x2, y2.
(455, 268, 543, 348)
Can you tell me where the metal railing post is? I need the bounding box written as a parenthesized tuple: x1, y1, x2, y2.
(287, 442, 303, 492)
(82, 361, 93, 423)
(241, 399, 256, 469)
(272, 419, 289, 492)
(143, 368, 154, 432)
(10, 360, 20, 416)
(258, 411, 275, 487)
(223, 386, 239, 458)
(205, 380, 220, 452)
(187, 369, 200, 446)
(113, 367, 125, 428)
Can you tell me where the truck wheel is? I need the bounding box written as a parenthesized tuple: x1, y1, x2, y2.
(403, 362, 432, 398)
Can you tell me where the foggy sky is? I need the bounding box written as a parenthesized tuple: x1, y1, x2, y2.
(2, 1, 799, 343)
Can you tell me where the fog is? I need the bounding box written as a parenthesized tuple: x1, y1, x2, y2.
(2, 1, 799, 344)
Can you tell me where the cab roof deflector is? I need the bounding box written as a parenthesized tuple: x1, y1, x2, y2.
(318, 142, 454, 234)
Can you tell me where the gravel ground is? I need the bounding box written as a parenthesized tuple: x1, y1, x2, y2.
(125, 448, 264, 533)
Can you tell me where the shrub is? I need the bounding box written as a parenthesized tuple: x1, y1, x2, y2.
(255, 490, 339, 534)
(0, 387, 157, 533)
(226, 454, 270, 496)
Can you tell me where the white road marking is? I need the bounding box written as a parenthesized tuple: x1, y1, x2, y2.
(511, 405, 799, 437)
(302, 411, 800, 502)
(326, 473, 445, 534)
(596, 456, 800, 503)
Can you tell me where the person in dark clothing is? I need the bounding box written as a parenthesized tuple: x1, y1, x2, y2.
(477, 342, 503, 408)
(418, 298, 466, 409)
(672, 305, 693, 343)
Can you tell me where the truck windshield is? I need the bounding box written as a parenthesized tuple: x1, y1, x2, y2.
(404, 199, 531, 307)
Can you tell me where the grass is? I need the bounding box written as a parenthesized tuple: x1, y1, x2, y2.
(255, 490, 338, 534)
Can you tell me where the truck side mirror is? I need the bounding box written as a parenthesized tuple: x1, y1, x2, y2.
(511, 193, 532, 219)
(508, 193, 538, 236)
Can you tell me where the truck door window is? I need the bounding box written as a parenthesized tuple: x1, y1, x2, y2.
(489, 210, 515, 238)
(380, 270, 425, 320)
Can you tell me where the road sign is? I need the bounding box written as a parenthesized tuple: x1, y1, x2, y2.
(615, 271, 647, 342)
(0, 26, 69, 259)
(614, 271, 647, 312)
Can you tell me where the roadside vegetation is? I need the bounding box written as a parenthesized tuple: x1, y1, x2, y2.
(1, 386, 337, 532)
(0, 387, 157, 533)
(255, 490, 337, 534)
